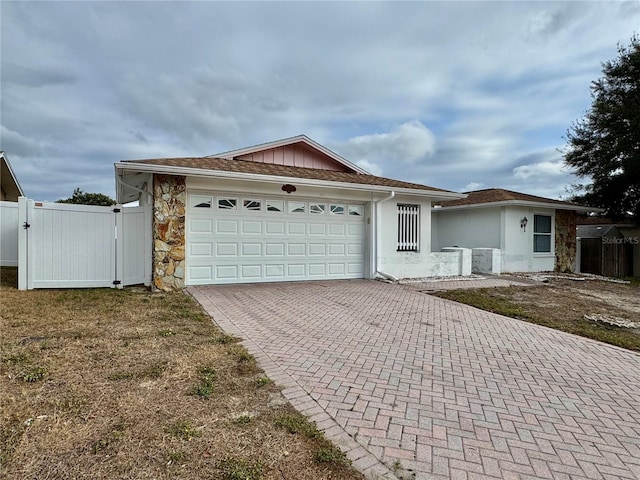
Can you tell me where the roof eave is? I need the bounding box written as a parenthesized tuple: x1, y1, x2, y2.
(210, 135, 370, 175)
(0, 152, 25, 198)
(115, 162, 465, 201)
(433, 199, 603, 213)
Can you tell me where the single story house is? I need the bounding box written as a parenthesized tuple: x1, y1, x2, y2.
(115, 135, 467, 290)
(432, 188, 599, 273)
(1, 152, 24, 202)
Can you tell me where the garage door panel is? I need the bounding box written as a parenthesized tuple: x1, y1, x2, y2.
(191, 219, 213, 233)
(265, 264, 285, 277)
(242, 221, 262, 234)
(348, 224, 365, 236)
(187, 192, 365, 284)
(241, 243, 262, 256)
(216, 243, 238, 256)
(308, 264, 326, 276)
(190, 265, 213, 281)
(288, 264, 306, 276)
(309, 223, 326, 235)
(217, 220, 238, 234)
(191, 243, 213, 257)
(241, 265, 261, 278)
(216, 265, 238, 280)
(308, 244, 326, 256)
(265, 243, 285, 256)
(329, 263, 345, 275)
(288, 223, 306, 235)
(288, 243, 306, 256)
(329, 224, 346, 236)
(348, 243, 363, 255)
(266, 222, 285, 234)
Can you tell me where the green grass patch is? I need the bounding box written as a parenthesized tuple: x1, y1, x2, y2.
(166, 420, 202, 441)
(436, 289, 534, 320)
(189, 365, 217, 398)
(20, 365, 47, 383)
(275, 412, 322, 439)
(255, 377, 272, 387)
(216, 457, 264, 480)
(313, 444, 350, 465)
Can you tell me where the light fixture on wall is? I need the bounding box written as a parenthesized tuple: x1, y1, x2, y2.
(282, 184, 296, 194)
(520, 216, 528, 232)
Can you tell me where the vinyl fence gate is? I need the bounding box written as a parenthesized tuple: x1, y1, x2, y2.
(17, 197, 152, 290)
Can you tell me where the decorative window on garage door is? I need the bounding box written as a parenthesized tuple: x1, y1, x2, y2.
(397, 204, 420, 252)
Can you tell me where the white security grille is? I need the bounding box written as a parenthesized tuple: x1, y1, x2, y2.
(397, 204, 420, 252)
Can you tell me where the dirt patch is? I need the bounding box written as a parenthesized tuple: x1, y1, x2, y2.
(434, 276, 640, 351)
(0, 268, 363, 480)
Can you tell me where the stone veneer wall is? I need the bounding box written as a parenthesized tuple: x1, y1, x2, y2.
(555, 209, 577, 273)
(153, 174, 186, 291)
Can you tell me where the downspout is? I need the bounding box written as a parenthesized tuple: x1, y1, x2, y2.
(373, 191, 399, 282)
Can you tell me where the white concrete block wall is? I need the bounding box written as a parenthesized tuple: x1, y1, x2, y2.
(472, 248, 501, 274)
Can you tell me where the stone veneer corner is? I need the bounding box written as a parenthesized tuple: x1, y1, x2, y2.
(153, 174, 186, 291)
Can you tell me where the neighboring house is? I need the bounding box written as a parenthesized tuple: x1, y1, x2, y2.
(432, 188, 598, 273)
(577, 224, 640, 278)
(1, 152, 25, 266)
(1, 152, 24, 201)
(115, 135, 466, 290)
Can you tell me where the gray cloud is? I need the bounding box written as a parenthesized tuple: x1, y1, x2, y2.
(0, 1, 637, 202)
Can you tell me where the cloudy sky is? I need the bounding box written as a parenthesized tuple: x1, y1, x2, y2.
(1, 1, 638, 202)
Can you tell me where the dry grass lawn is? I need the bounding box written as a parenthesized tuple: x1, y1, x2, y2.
(434, 276, 640, 351)
(0, 268, 364, 480)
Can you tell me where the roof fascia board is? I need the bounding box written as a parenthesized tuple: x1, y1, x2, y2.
(115, 162, 465, 200)
(1, 152, 25, 197)
(210, 135, 370, 175)
(434, 199, 602, 213)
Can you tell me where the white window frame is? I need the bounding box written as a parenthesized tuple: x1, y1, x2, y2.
(533, 214, 553, 254)
(397, 204, 420, 252)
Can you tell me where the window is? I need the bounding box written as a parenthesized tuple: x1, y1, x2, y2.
(190, 195, 212, 208)
(218, 198, 237, 210)
(348, 205, 364, 216)
(288, 201, 305, 213)
(330, 204, 345, 215)
(533, 214, 552, 253)
(243, 199, 261, 211)
(309, 203, 325, 214)
(397, 204, 419, 252)
(266, 200, 284, 212)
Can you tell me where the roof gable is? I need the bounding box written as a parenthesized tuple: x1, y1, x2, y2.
(211, 135, 369, 174)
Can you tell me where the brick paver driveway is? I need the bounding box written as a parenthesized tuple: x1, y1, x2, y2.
(190, 280, 640, 480)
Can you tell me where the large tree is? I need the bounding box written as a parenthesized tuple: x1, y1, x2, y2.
(563, 35, 640, 221)
(57, 188, 116, 206)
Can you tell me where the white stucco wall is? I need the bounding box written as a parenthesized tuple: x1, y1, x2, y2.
(377, 195, 438, 278)
(431, 207, 501, 251)
(502, 206, 555, 272)
(433, 205, 557, 273)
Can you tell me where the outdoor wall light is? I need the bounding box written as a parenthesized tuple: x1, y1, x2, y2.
(281, 184, 296, 194)
(520, 216, 528, 231)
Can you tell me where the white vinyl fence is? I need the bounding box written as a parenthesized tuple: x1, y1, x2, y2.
(0, 201, 20, 266)
(17, 197, 151, 290)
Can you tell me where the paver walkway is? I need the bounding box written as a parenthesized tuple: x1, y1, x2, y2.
(189, 280, 640, 480)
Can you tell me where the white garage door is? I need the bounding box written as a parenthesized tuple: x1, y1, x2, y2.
(186, 192, 366, 285)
